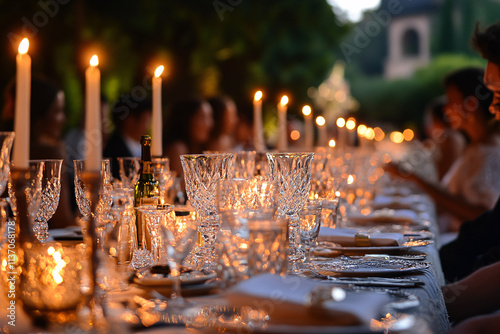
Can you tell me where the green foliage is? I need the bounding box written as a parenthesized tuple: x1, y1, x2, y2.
(0, 0, 349, 130)
(350, 54, 486, 127)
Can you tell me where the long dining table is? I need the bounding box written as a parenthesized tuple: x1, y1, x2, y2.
(0, 180, 451, 334)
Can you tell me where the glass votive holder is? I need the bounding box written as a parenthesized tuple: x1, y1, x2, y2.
(20, 241, 84, 322)
(247, 217, 288, 277)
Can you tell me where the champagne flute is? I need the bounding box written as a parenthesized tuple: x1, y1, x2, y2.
(29, 159, 63, 242)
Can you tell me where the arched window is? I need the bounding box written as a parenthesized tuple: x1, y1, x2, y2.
(402, 28, 420, 57)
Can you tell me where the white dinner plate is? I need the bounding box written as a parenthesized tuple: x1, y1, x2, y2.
(315, 240, 432, 254)
(133, 270, 216, 287)
(311, 259, 430, 277)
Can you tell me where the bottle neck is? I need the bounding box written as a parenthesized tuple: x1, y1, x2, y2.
(139, 139, 153, 175)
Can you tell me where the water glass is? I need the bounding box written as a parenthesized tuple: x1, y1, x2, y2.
(298, 199, 322, 261)
(247, 217, 288, 277)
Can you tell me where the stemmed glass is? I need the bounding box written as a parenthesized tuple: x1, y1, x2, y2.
(158, 208, 199, 310)
(151, 158, 174, 204)
(29, 159, 63, 242)
(0, 132, 14, 240)
(117, 157, 140, 189)
(266, 152, 314, 271)
(180, 153, 233, 270)
(74, 159, 112, 224)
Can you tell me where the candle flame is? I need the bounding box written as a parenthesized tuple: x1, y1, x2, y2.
(346, 118, 356, 130)
(302, 105, 311, 116)
(316, 116, 326, 127)
(254, 91, 263, 101)
(374, 127, 385, 141)
(403, 128, 414, 141)
(390, 131, 404, 144)
(365, 127, 375, 140)
(347, 174, 354, 184)
(18, 38, 29, 54)
(90, 55, 99, 67)
(155, 65, 164, 78)
(357, 124, 367, 137)
(290, 130, 300, 141)
(336, 117, 345, 128)
(329, 139, 336, 147)
(280, 95, 288, 106)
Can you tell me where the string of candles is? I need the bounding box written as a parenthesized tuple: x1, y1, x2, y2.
(11, 38, 417, 167)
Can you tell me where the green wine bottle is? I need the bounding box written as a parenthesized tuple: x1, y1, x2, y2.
(134, 135, 160, 250)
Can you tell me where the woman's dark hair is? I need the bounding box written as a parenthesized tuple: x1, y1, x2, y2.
(472, 22, 500, 65)
(208, 95, 231, 139)
(443, 67, 493, 119)
(163, 96, 206, 146)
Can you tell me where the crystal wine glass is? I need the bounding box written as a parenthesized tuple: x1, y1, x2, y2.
(266, 152, 314, 271)
(29, 159, 63, 242)
(180, 153, 233, 270)
(117, 157, 140, 189)
(151, 157, 174, 204)
(74, 159, 112, 223)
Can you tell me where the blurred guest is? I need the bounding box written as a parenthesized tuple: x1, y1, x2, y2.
(163, 97, 214, 177)
(422, 96, 466, 181)
(103, 99, 152, 179)
(234, 108, 255, 151)
(2, 76, 74, 228)
(386, 67, 499, 232)
(206, 95, 239, 152)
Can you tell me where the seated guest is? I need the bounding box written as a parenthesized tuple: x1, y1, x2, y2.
(103, 99, 152, 179)
(386, 67, 500, 232)
(444, 261, 500, 332)
(422, 96, 466, 181)
(163, 96, 214, 178)
(206, 95, 239, 152)
(440, 22, 500, 282)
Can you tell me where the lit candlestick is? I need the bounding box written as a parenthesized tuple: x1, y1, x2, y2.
(302, 105, 313, 149)
(336, 117, 346, 150)
(357, 124, 367, 148)
(316, 116, 326, 146)
(346, 117, 356, 146)
(152, 65, 164, 157)
(13, 38, 31, 169)
(253, 91, 265, 152)
(85, 55, 102, 172)
(277, 95, 288, 151)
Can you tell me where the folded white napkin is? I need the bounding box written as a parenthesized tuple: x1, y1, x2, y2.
(225, 273, 392, 327)
(318, 227, 405, 247)
(348, 209, 419, 224)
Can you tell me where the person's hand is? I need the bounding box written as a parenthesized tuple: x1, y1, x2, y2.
(383, 162, 414, 180)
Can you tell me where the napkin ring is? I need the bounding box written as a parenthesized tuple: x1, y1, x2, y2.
(354, 233, 371, 247)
